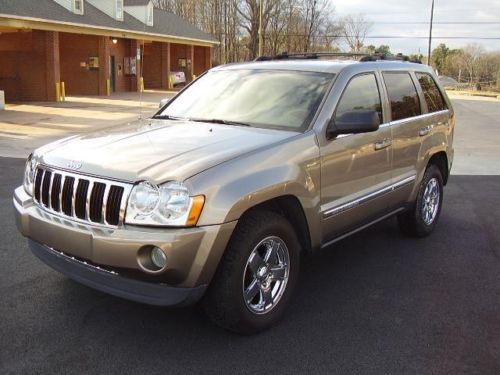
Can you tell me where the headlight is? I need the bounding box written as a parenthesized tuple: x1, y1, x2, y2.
(125, 181, 205, 227)
(23, 154, 36, 195)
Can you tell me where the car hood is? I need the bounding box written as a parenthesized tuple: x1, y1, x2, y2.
(35, 119, 298, 183)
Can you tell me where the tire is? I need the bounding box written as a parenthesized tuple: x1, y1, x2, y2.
(202, 210, 300, 334)
(398, 164, 444, 237)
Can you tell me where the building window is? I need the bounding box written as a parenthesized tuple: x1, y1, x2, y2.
(147, 5, 153, 25)
(116, 0, 124, 20)
(74, 0, 83, 14)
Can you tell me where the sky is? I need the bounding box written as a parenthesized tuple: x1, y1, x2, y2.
(332, 0, 500, 55)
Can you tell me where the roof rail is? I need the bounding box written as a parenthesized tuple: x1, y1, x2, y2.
(254, 51, 422, 64)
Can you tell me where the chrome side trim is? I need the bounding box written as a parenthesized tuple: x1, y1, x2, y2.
(389, 109, 449, 127)
(334, 110, 449, 139)
(323, 175, 416, 218)
(321, 208, 405, 249)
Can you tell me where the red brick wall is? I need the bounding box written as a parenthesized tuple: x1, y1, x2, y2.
(0, 31, 50, 101)
(193, 46, 208, 76)
(110, 38, 131, 92)
(143, 41, 163, 89)
(170, 43, 189, 80)
(59, 33, 99, 96)
(0, 29, 213, 101)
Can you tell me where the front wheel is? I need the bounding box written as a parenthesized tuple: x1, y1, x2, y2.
(398, 164, 444, 237)
(202, 210, 300, 334)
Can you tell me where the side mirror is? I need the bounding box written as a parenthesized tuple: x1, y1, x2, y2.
(159, 98, 170, 108)
(326, 110, 380, 139)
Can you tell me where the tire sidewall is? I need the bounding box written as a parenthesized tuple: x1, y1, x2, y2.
(414, 165, 444, 236)
(234, 217, 300, 332)
(207, 211, 301, 334)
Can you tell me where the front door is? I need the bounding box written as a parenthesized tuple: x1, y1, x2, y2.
(320, 72, 393, 242)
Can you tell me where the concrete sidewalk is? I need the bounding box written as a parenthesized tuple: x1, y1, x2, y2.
(0, 91, 173, 158)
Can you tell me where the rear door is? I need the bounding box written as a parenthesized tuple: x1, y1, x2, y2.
(382, 71, 423, 203)
(415, 72, 450, 139)
(319, 72, 393, 242)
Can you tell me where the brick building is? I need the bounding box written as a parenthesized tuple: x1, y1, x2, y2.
(0, 0, 217, 102)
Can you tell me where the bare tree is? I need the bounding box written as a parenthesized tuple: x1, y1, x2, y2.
(459, 44, 485, 86)
(340, 13, 371, 52)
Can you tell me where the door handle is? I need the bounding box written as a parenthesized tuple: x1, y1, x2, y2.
(419, 125, 433, 136)
(374, 138, 392, 151)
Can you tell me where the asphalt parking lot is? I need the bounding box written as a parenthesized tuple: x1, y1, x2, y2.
(1, 97, 500, 374)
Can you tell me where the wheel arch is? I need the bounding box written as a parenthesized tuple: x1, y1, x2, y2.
(427, 151, 449, 185)
(236, 195, 313, 253)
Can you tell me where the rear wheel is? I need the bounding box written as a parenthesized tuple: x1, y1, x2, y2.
(398, 164, 444, 237)
(203, 210, 300, 334)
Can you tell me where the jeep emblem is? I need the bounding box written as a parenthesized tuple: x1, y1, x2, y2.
(67, 161, 82, 170)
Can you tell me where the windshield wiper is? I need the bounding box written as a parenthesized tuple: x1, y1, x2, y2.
(188, 118, 252, 127)
(153, 114, 187, 121)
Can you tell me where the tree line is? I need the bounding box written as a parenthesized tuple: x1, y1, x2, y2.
(153, 0, 371, 63)
(153, 0, 499, 89)
(431, 43, 500, 89)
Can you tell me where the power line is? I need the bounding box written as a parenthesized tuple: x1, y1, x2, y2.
(363, 36, 500, 40)
(278, 34, 500, 40)
(369, 21, 500, 25)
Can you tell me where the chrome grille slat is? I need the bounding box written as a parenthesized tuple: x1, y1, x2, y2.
(71, 178, 78, 217)
(33, 165, 131, 228)
(85, 181, 94, 221)
(41, 170, 52, 207)
(50, 173, 62, 212)
(34, 168, 44, 202)
(102, 184, 111, 226)
(57, 174, 65, 212)
(47, 171, 54, 209)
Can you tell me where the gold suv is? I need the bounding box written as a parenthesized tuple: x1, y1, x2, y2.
(13, 53, 454, 333)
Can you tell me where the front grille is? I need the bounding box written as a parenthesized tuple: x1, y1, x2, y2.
(33, 166, 130, 227)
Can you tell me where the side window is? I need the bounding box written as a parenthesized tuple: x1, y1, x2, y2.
(383, 72, 421, 121)
(416, 73, 447, 112)
(335, 73, 383, 124)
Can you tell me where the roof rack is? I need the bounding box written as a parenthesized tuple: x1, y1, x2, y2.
(254, 52, 422, 64)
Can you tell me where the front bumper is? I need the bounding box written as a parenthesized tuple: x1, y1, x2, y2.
(14, 186, 236, 304)
(29, 239, 206, 306)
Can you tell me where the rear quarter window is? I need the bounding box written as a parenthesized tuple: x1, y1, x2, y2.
(383, 72, 421, 121)
(416, 73, 447, 112)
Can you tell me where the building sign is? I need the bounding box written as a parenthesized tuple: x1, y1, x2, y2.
(88, 56, 99, 69)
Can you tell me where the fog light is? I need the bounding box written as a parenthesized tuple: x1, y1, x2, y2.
(151, 247, 167, 269)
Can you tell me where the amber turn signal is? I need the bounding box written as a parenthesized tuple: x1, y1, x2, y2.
(186, 195, 205, 226)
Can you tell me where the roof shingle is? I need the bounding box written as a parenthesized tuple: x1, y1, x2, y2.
(0, 0, 217, 44)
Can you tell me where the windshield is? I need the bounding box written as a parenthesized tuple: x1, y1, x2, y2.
(157, 69, 334, 131)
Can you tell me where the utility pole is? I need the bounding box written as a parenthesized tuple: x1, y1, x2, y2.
(427, 0, 435, 65)
(258, 0, 263, 57)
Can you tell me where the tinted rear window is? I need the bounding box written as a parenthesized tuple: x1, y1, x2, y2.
(383, 72, 421, 121)
(416, 73, 447, 112)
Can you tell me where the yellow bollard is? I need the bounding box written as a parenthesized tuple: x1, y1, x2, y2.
(168, 74, 174, 89)
(61, 82, 66, 101)
(55, 82, 61, 102)
(192, 74, 197, 81)
(140, 77, 144, 92)
(106, 79, 111, 96)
